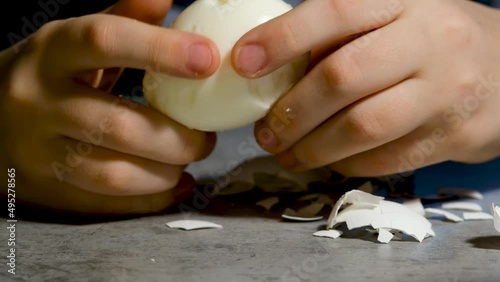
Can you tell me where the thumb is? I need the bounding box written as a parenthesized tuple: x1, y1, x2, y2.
(104, 0, 173, 25)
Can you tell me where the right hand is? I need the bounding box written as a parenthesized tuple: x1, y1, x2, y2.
(0, 0, 220, 215)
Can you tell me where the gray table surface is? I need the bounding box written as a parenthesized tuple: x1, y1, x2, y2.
(2, 125, 500, 282)
(3, 1, 500, 281)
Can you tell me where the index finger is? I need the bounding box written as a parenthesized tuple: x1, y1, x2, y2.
(39, 14, 220, 78)
(232, 0, 402, 77)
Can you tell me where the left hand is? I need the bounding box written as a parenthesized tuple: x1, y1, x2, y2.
(0, 0, 218, 215)
(232, 0, 500, 177)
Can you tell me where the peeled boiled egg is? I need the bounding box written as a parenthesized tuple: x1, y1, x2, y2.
(143, 0, 309, 132)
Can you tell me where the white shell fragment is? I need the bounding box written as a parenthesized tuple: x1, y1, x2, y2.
(377, 229, 394, 244)
(166, 220, 223, 231)
(437, 187, 483, 200)
(403, 198, 425, 216)
(282, 214, 324, 222)
(462, 212, 494, 221)
(441, 202, 483, 212)
(492, 203, 500, 233)
(282, 203, 325, 222)
(327, 190, 383, 223)
(326, 190, 434, 243)
(143, 0, 309, 131)
(313, 230, 343, 239)
(367, 228, 403, 241)
(424, 208, 463, 223)
(373, 201, 435, 242)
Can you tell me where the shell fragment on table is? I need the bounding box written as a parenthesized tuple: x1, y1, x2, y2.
(166, 220, 223, 231)
(324, 190, 434, 243)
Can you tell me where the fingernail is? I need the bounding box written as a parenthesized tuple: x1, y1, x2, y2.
(256, 125, 279, 150)
(237, 44, 267, 76)
(186, 43, 213, 74)
(277, 151, 298, 170)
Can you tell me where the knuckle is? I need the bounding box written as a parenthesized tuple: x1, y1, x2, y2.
(322, 61, 346, 92)
(31, 20, 61, 47)
(455, 69, 478, 94)
(434, 12, 477, 49)
(2, 57, 43, 107)
(275, 19, 303, 56)
(3, 66, 29, 104)
(327, 0, 356, 27)
(322, 56, 363, 94)
(145, 35, 174, 72)
(82, 18, 117, 58)
(17, 19, 65, 60)
(343, 109, 386, 142)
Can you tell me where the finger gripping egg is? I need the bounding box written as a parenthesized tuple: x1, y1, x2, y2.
(143, 0, 309, 132)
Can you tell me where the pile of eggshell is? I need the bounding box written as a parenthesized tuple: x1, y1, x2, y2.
(314, 187, 500, 243)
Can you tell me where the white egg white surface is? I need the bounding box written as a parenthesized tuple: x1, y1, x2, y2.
(143, 0, 309, 131)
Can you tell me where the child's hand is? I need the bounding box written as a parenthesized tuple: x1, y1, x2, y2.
(233, 0, 500, 176)
(0, 0, 219, 215)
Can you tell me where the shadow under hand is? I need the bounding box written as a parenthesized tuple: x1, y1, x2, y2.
(467, 236, 500, 250)
(1, 201, 155, 225)
(170, 174, 411, 220)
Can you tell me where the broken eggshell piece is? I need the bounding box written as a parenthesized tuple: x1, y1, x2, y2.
(441, 202, 483, 212)
(313, 229, 343, 239)
(424, 208, 463, 223)
(403, 198, 425, 216)
(462, 212, 494, 221)
(492, 203, 500, 233)
(214, 156, 331, 194)
(282, 214, 324, 222)
(377, 228, 394, 244)
(327, 189, 383, 222)
(326, 190, 435, 243)
(166, 220, 223, 231)
(282, 202, 325, 222)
